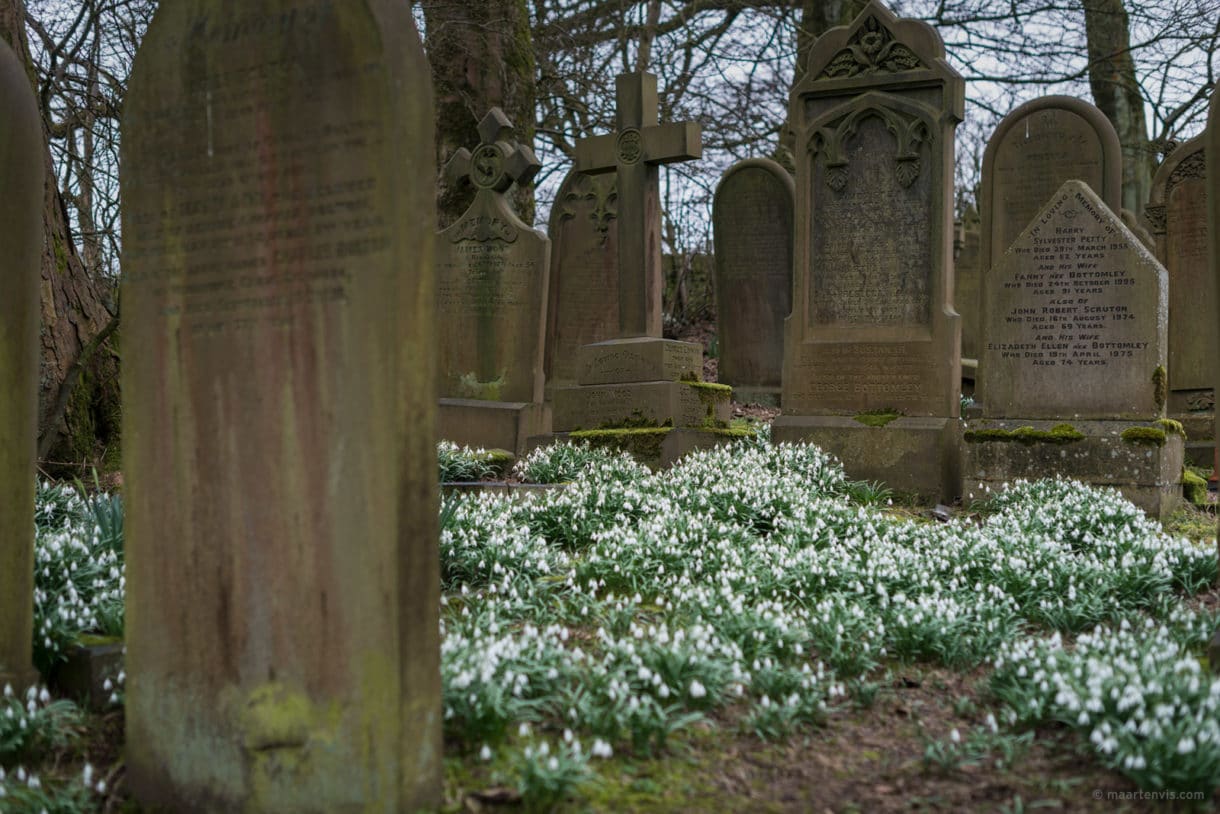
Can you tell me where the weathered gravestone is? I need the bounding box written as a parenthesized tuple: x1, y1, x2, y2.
(771, 0, 964, 500)
(544, 171, 618, 396)
(980, 96, 1122, 279)
(546, 71, 733, 466)
(1211, 84, 1220, 508)
(121, 3, 442, 810)
(712, 158, 794, 406)
(0, 39, 44, 692)
(436, 108, 550, 454)
(954, 206, 982, 383)
(1145, 135, 1214, 465)
(976, 96, 1123, 406)
(967, 181, 1179, 517)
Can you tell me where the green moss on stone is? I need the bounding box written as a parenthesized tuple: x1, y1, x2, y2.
(1121, 426, 1167, 446)
(1153, 365, 1168, 412)
(1156, 418, 1185, 438)
(853, 408, 902, 428)
(963, 423, 1085, 444)
(1183, 468, 1209, 506)
(571, 427, 671, 462)
(456, 371, 503, 401)
(682, 380, 732, 422)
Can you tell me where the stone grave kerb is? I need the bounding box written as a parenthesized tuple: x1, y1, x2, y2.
(575, 71, 701, 339)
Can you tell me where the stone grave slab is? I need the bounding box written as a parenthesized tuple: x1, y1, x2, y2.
(771, 0, 964, 501)
(436, 108, 550, 454)
(544, 171, 619, 395)
(1146, 135, 1214, 464)
(967, 180, 1178, 518)
(121, 3, 442, 809)
(712, 158, 793, 406)
(0, 38, 43, 692)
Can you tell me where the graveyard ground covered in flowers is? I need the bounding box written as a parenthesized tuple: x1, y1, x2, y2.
(7, 436, 1220, 812)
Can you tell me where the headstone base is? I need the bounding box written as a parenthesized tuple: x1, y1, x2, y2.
(961, 418, 1184, 519)
(577, 337, 703, 386)
(771, 415, 962, 502)
(552, 380, 731, 432)
(731, 386, 781, 408)
(529, 426, 751, 469)
(438, 398, 550, 456)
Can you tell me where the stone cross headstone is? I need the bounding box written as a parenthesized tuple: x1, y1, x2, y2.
(772, 1, 964, 500)
(548, 71, 730, 459)
(1146, 135, 1214, 464)
(544, 171, 619, 394)
(574, 71, 701, 338)
(712, 158, 794, 405)
(967, 180, 1178, 517)
(980, 96, 1122, 281)
(121, 3, 441, 809)
(979, 181, 1167, 418)
(435, 108, 550, 453)
(436, 108, 546, 404)
(0, 39, 44, 692)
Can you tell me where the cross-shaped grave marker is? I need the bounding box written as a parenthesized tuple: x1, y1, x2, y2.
(576, 72, 701, 338)
(441, 108, 543, 387)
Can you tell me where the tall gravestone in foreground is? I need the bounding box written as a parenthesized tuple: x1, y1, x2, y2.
(121, 3, 442, 810)
(771, 0, 964, 500)
(975, 96, 1121, 401)
(967, 181, 1179, 517)
(1146, 134, 1213, 465)
(436, 108, 550, 454)
(0, 39, 44, 692)
(1209, 82, 1220, 542)
(545, 171, 619, 397)
(712, 158, 793, 406)
(545, 71, 733, 465)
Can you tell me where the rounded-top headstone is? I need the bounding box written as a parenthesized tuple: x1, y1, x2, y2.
(980, 96, 1122, 277)
(712, 158, 794, 394)
(0, 37, 45, 691)
(121, 2, 441, 809)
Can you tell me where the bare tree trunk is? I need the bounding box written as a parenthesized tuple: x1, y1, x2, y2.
(0, 0, 120, 472)
(422, 0, 537, 228)
(797, 0, 866, 79)
(1081, 0, 1154, 215)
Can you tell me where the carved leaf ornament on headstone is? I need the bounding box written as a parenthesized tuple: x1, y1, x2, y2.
(811, 101, 932, 191)
(817, 15, 925, 79)
(559, 175, 618, 246)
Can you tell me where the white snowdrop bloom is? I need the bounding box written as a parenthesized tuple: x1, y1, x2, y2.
(1177, 736, 1196, 754)
(689, 679, 707, 699)
(949, 729, 961, 744)
(518, 722, 531, 738)
(479, 744, 493, 762)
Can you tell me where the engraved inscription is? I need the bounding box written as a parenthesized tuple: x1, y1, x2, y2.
(983, 184, 1162, 418)
(811, 115, 931, 327)
(124, 46, 389, 337)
